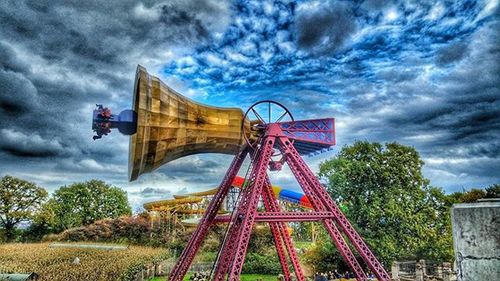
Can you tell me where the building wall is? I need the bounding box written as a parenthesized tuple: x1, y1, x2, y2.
(451, 200, 500, 281)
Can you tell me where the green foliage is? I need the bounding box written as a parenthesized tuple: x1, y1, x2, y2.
(302, 241, 344, 273)
(239, 274, 278, 281)
(245, 227, 284, 274)
(247, 226, 275, 253)
(451, 188, 486, 203)
(242, 253, 282, 275)
(318, 141, 454, 265)
(485, 184, 500, 198)
(23, 200, 57, 241)
(0, 175, 48, 241)
(51, 180, 131, 231)
(448, 184, 499, 204)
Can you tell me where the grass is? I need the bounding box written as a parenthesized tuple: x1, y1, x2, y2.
(293, 241, 314, 250)
(240, 274, 277, 281)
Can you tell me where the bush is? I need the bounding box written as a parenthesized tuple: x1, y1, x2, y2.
(302, 241, 347, 273)
(242, 253, 282, 275)
(49, 216, 152, 245)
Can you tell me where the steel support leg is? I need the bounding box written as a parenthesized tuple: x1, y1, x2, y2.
(266, 215, 292, 280)
(262, 183, 292, 281)
(212, 137, 276, 280)
(276, 137, 368, 280)
(279, 137, 390, 281)
(211, 209, 246, 280)
(168, 148, 249, 281)
(212, 153, 260, 280)
(262, 177, 305, 281)
(226, 136, 276, 281)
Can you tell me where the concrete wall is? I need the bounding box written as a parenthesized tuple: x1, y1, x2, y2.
(451, 199, 500, 281)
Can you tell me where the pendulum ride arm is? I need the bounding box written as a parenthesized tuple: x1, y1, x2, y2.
(278, 137, 390, 281)
(168, 148, 249, 281)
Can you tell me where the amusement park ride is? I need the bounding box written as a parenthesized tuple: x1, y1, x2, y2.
(92, 66, 390, 281)
(142, 175, 314, 230)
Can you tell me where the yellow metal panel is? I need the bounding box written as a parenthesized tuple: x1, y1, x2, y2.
(128, 66, 251, 181)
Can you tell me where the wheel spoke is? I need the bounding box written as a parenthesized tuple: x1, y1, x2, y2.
(243, 100, 294, 151)
(251, 108, 266, 124)
(276, 111, 288, 123)
(268, 102, 271, 123)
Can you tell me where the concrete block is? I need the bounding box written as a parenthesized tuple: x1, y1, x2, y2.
(452, 200, 500, 281)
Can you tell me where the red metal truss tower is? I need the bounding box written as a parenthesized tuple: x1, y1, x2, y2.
(168, 102, 390, 281)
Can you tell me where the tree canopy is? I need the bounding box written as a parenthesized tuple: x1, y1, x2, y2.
(51, 179, 131, 231)
(448, 184, 500, 203)
(0, 175, 48, 240)
(318, 141, 453, 266)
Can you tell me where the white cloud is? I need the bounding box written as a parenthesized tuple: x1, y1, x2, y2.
(426, 2, 445, 20)
(133, 3, 161, 21)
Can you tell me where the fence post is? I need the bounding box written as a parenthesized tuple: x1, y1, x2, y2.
(391, 261, 400, 280)
(420, 259, 427, 276)
(436, 264, 443, 278)
(416, 260, 424, 281)
(442, 262, 452, 281)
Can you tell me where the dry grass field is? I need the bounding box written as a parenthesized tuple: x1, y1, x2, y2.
(0, 242, 168, 281)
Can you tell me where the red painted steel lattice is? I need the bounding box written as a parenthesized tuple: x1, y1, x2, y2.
(168, 121, 389, 281)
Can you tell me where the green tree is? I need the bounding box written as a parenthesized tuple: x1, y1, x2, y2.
(318, 141, 453, 265)
(302, 240, 344, 273)
(23, 199, 57, 241)
(458, 188, 486, 203)
(448, 187, 496, 204)
(0, 175, 48, 241)
(51, 180, 131, 231)
(485, 184, 499, 198)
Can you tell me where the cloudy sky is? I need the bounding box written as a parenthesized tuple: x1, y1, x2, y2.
(0, 0, 498, 210)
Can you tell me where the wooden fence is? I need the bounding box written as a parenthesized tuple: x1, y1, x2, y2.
(131, 261, 213, 281)
(391, 260, 456, 281)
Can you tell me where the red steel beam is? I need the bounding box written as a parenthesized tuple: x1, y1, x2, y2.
(262, 191, 293, 281)
(225, 136, 277, 281)
(213, 212, 335, 223)
(169, 121, 389, 281)
(262, 177, 305, 281)
(275, 133, 369, 281)
(168, 148, 249, 281)
(278, 135, 390, 281)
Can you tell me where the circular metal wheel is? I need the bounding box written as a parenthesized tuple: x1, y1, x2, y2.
(242, 100, 294, 152)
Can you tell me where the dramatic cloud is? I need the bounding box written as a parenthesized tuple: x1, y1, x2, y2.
(295, 1, 357, 55)
(0, 0, 498, 211)
(0, 128, 65, 157)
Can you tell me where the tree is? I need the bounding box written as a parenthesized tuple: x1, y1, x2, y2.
(0, 175, 48, 241)
(457, 188, 487, 203)
(485, 184, 500, 198)
(23, 199, 57, 241)
(318, 141, 453, 266)
(51, 180, 131, 231)
(447, 185, 500, 204)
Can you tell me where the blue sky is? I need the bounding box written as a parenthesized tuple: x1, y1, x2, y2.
(0, 0, 498, 211)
